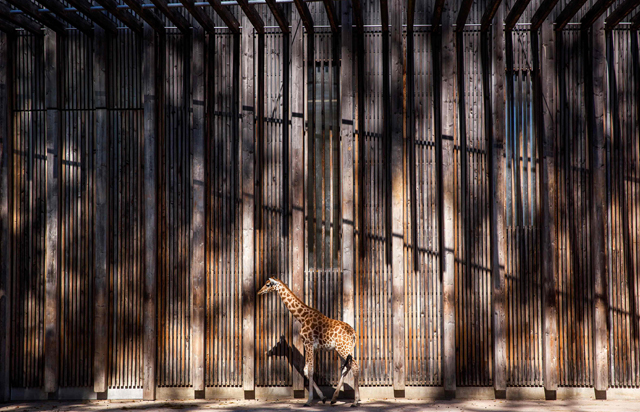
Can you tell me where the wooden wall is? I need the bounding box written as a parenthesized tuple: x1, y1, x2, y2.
(1, 2, 640, 399)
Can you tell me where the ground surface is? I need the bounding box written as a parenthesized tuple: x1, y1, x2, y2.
(2, 399, 640, 412)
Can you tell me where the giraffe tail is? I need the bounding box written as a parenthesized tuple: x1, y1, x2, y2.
(342, 354, 353, 371)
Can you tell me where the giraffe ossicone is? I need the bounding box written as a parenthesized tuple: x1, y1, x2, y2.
(257, 277, 361, 407)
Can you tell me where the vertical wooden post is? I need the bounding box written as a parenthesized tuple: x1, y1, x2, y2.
(489, 5, 507, 396)
(44, 28, 60, 395)
(587, 17, 609, 396)
(390, 0, 405, 395)
(190, 21, 206, 394)
(143, 22, 158, 401)
(290, 6, 305, 396)
(241, 14, 256, 396)
(439, 0, 457, 396)
(340, 0, 354, 330)
(0, 30, 12, 403)
(93, 26, 109, 394)
(537, 17, 559, 396)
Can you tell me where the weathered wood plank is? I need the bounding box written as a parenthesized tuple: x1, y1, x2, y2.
(93, 26, 109, 394)
(456, 0, 475, 32)
(535, 16, 559, 394)
(488, 3, 507, 394)
(0, 3, 42, 36)
(143, 22, 158, 401)
(191, 21, 206, 393)
(241, 13, 256, 395)
(439, 0, 457, 395)
(390, 0, 405, 394)
(587, 15, 609, 395)
(290, 8, 305, 394)
(481, 0, 503, 31)
(44, 29, 60, 394)
(0, 30, 11, 403)
(531, 0, 561, 31)
(340, 0, 354, 340)
(581, 0, 617, 29)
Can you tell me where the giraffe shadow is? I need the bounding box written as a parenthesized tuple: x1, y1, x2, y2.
(266, 335, 354, 397)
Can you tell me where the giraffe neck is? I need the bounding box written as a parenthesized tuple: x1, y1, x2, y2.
(276, 283, 315, 324)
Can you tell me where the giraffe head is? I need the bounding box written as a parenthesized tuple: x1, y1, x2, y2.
(257, 277, 282, 296)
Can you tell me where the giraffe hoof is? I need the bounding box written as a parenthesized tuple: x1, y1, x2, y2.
(330, 400, 337, 406)
(322, 397, 326, 404)
(303, 403, 311, 407)
(351, 402, 359, 408)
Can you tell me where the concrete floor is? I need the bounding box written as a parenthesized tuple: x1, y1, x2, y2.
(2, 399, 640, 412)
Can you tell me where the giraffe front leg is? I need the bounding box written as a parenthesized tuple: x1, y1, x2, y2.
(303, 344, 316, 407)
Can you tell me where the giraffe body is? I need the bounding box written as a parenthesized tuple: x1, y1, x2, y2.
(258, 278, 361, 407)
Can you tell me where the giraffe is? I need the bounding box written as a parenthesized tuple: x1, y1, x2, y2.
(258, 277, 361, 407)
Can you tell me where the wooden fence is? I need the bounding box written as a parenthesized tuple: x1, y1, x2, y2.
(0, 0, 639, 402)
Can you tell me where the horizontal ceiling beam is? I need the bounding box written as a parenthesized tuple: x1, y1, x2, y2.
(65, 0, 118, 34)
(504, 0, 532, 30)
(455, 0, 474, 32)
(292, 0, 313, 34)
(530, 0, 560, 31)
(36, 0, 94, 36)
(121, 0, 166, 33)
(236, 0, 264, 34)
(5, 0, 65, 34)
(0, 2, 43, 35)
(480, 0, 502, 31)
(209, 0, 240, 33)
(181, 0, 217, 33)
(554, 0, 587, 30)
(322, 0, 339, 33)
(581, 0, 616, 28)
(604, 0, 640, 29)
(93, 0, 143, 33)
(265, 0, 289, 33)
(149, 0, 191, 33)
(0, 18, 16, 34)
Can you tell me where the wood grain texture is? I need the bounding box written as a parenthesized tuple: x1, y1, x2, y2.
(241, 15, 256, 393)
(390, 0, 405, 393)
(538, 18, 559, 392)
(489, 4, 507, 393)
(291, 9, 305, 393)
(44, 29, 59, 394)
(142, 23, 157, 401)
(0, 30, 11, 403)
(439, 1, 457, 394)
(190, 21, 206, 392)
(588, 16, 609, 393)
(93, 26, 109, 394)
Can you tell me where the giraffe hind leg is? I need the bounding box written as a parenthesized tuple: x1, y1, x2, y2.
(331, 355, 352, 405)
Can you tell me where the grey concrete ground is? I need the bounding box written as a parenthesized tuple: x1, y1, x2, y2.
(2, 399, 640, 412)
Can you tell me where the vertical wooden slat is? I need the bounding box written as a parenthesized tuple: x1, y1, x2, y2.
(44, 28, 60, 395)
(489, 4, 507, 395)
(390, 0, 405, 394)
(143, 22, 158, 401)
(587, 16, 609, 395)
(291, 7, 305, 395)
(93, 26, 109, 394)
(439, 0, 457, 395)
(191, 21, 206, 393)
(341, 0, 355, 329)
(0, 30, 12, 403)
(537, 16, 559, 394)
(241, 14, 256, 395)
